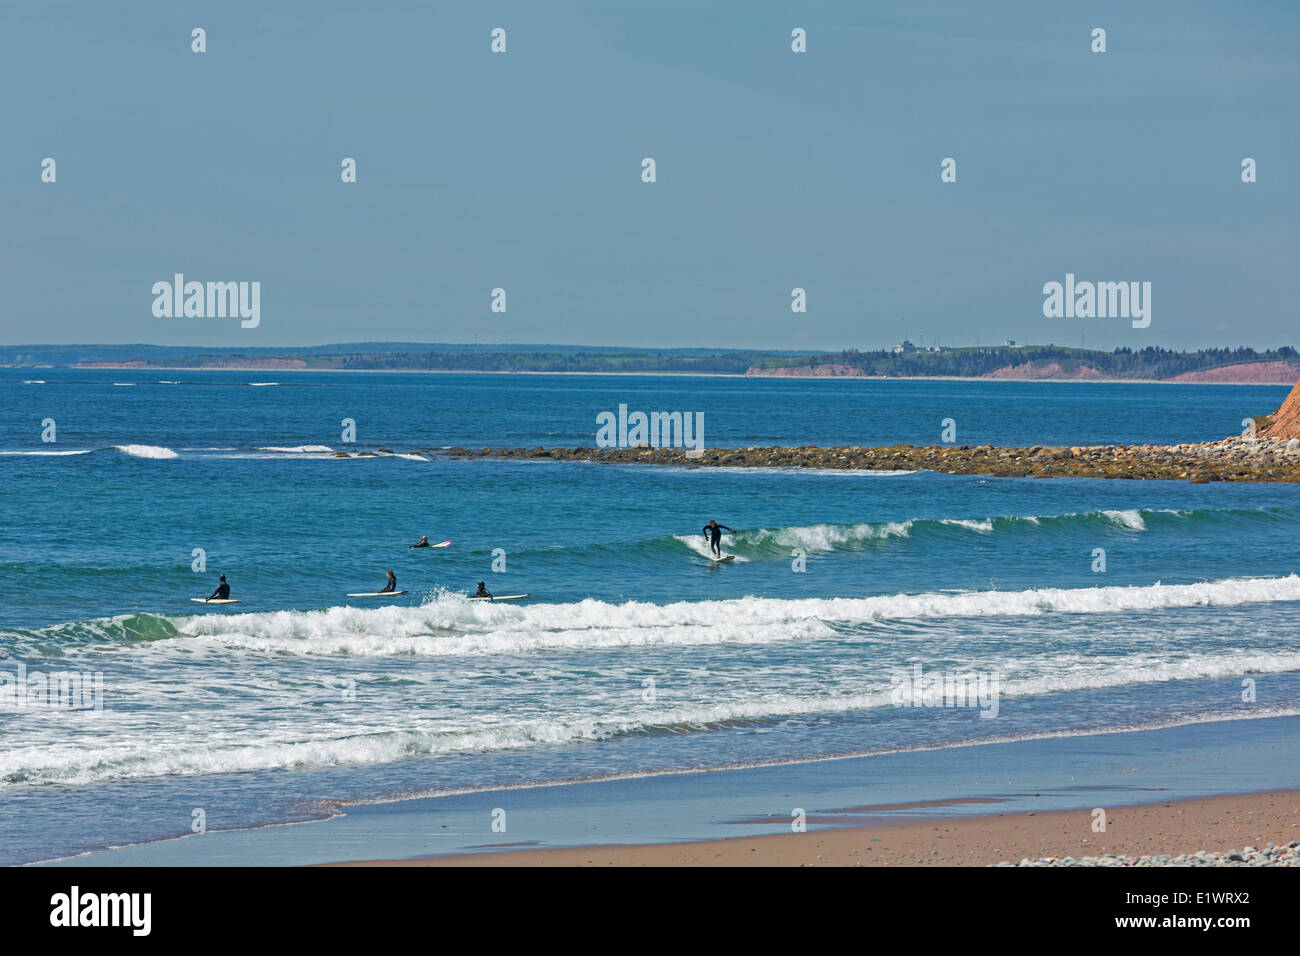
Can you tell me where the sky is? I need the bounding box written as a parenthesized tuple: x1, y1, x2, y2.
(1, 0, 1296, 351)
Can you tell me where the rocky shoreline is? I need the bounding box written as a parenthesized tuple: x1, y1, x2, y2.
(425, 436, 1300, 484)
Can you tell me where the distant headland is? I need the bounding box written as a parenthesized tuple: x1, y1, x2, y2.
(2, 342, 1298, 384)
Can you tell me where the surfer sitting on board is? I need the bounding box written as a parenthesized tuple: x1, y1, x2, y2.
(207, 574, 230, 601)
(474, 581, 493, 599)
(702, 519, 733, 557)
(380, 570, 397, 593)
(410, 535, 430, 548)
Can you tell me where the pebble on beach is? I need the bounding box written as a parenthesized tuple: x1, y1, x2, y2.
(994, 841, 1300, 867)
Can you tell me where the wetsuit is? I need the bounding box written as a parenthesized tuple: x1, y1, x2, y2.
(381, 574, 396, 593)
(410, 539, 430, 548)
(475, 585, 493, 599)
(209, 580, 230, 600)
(703, 523, 732, 556)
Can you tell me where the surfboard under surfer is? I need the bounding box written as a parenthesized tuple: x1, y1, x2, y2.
(207, 574, 230, 601)
(702, 519, 732, 557)
(380, 570, 397, 593)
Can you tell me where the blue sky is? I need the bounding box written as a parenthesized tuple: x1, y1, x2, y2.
(2, 1, 1296, 350)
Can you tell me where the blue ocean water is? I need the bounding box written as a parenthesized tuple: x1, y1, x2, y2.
(1, 368, 1298, 864)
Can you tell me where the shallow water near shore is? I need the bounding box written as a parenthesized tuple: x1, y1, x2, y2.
(43, 715, 1300, 865)
(2, 369, 1298, 865)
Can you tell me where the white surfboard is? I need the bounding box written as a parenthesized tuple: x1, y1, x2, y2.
(432, 540, 451, 548)
(709, 555, 735, 564)
(347, 591, 409, 597)
(468, 594, 529, 601)
(192, 598, 243, 604)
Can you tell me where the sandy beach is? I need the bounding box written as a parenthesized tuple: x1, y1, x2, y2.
(337, 790, 1300, 867)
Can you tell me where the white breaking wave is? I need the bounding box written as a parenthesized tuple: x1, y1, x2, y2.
(258, 445, 335, 454)
(740, 521, 915, 553)
(695, 509, 1157, 557)
(112, 444, 179, 459)
(0, 449, 92, 456)
(674, 535, 752, 561)
(5, 658, 1300, 789)
(167, 575, 1300, 658)
(651, 464, 919, 477)
(1102, 509, 1146, 530)
(248, 382, 280, 386)
(940, 518, 995, 533)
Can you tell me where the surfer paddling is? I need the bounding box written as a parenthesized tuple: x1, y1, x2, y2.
(409, 535, 430, 548)
(702, 519, 733, 558)
(206, 574, 231, 601)
(380, 570, 397, 593)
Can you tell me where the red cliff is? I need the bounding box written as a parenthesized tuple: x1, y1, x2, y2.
(1262, 378, 1300, 438)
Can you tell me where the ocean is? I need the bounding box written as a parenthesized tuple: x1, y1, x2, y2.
(2, 368, 1298, 864)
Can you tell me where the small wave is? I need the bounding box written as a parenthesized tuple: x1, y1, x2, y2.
(258, 445, 335, 454)
(0, 449, 91, 456)
(248, 382, 279, 387)
(671, 507, 1280, 559)
(651, 464, 919, 477)
(111, 444, 179, 460)
(21, 380, 45, 385)
(940, 518, 995, 533)
(5, 666, 1300, 789)
(121, 573, 1300, 658)
(1101, 509, 1146, 530)
(674, 535, 751, 561)
(112, 382, 135, 387)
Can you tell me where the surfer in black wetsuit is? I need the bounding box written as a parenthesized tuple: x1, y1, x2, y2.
(702, 519, 732, 557)
(410, 535, 430, 548)
(207, 574, 230, 601)
(474, 581, 492, 599)
(381, 570, 397, 593)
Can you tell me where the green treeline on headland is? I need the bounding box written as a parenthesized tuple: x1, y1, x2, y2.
(298, 343, 1300, 378)
(756, 344, 1300, 379)
(2, 343, 1296, 379)
(336, 349, 782, 373)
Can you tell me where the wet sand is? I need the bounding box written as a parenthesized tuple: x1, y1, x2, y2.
(335, 790, 1300, 867)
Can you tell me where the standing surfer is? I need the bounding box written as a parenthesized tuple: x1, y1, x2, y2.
(702, 519, 733, 558)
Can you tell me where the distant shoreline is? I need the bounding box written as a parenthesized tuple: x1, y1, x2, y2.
(8, 365, 1295, 386)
